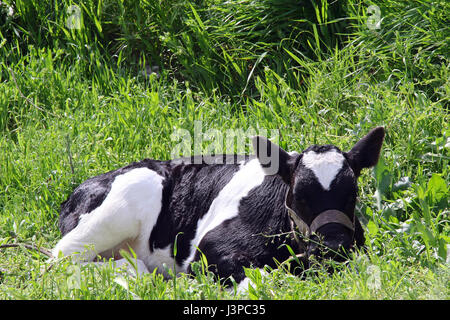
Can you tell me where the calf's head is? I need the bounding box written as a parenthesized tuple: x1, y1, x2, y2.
(253, 127, 385, 261)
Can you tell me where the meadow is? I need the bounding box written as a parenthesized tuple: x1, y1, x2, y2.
(0, 0, 448, 299)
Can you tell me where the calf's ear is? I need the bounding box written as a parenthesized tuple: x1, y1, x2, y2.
(252, 136, 297, 184)
(345, 127, 385, 176)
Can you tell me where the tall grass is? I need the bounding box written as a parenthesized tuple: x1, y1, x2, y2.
(0, 0, 448, 299)
(1, 0, 352, 96)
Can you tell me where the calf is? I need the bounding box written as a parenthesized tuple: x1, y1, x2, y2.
(53, 127, 385, 284)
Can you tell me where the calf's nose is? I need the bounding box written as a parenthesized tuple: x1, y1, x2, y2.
(307, 240, 349, 261)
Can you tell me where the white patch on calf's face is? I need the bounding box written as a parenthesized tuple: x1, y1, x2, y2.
(183, 158, 266, 270)
(301, 150, 345, 191)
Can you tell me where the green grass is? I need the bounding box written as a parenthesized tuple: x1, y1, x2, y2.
(0, 0, 449, 299)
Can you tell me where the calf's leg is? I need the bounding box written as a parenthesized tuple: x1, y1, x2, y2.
(52, 168, 164, 263)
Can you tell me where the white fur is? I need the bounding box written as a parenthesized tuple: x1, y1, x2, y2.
(183, 158, 266, 270)
(145, 244, 183, 276)
(80, 258, 150, 276)
(301, 150, 345, 191)
(52, 168, 165, 268)
(235, 268, 269, 295)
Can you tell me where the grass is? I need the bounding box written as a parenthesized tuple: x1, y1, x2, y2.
(0, 0, 449, 299)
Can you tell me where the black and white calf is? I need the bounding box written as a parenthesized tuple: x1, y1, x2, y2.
(53, 127, 385, 283)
